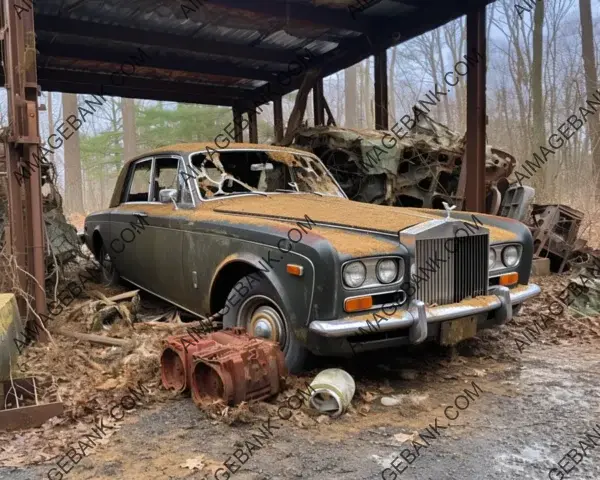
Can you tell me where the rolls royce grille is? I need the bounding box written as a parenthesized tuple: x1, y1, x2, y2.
(415, 233, 489, 305)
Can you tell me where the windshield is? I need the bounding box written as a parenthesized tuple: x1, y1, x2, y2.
(188, 149, 345, 200)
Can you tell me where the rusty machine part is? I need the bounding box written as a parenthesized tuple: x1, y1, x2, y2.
(190, 331, 286, 406)
(529, 204, 587, 273)
(161, 328, 286, 405)
(0, 377, 63, 432)
(160, 333, 217, 393)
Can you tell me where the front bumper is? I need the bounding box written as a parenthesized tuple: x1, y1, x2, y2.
(308, 283, 541, 343)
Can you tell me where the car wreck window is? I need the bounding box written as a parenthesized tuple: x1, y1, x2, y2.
(189, 150, 344, 199)
(152, 157, 181, 202)
(125, 160, 152, 203)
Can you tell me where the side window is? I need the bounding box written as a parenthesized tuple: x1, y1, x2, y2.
(152, 157, 181, 202)
(126, 160, 152, 202)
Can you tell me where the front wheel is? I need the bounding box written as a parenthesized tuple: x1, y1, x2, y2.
(222, 273, 308, 373)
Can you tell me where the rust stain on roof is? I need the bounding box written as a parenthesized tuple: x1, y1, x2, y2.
(151, 142, 317, 155)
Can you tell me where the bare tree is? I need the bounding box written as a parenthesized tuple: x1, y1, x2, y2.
(122, 98, 136, 161)
(62, 93, 84, 214)
(579, 0, 600, 193)
(344, 65, 358, 127)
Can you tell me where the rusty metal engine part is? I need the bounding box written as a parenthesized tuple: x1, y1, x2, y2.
(189, 330, 286, 406)
(160, 333, 217, 393)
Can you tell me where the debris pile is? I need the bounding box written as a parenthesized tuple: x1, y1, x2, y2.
(292, 107, 522, 217)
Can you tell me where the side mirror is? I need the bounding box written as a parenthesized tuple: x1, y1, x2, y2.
(159, 188, 177, 204)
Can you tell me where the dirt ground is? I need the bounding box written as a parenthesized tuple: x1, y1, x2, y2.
(2, 275, 600, 480)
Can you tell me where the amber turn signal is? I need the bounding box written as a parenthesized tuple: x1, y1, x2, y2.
(499, 272, 518, 286)
(345, 296, 373, 312)
(286, 264, 304, 276)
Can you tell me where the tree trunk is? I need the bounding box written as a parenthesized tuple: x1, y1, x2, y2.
(122, 98, 136, 161)
(62, 93, 84, 214)
(388, 46, 398, 124)
(579, 0, 600, 194)
(345, 65, 358, 128)
(532, 0, 546, 187)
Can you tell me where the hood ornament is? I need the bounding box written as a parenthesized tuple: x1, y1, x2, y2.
(442, 201, 456, 221)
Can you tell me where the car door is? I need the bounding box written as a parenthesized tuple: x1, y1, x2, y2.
(109, 157, 156, 287)
(147, 155, 187, 305)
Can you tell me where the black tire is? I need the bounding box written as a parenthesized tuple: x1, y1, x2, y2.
(222, 273, 308, 373)
(98, 243, 120, 286)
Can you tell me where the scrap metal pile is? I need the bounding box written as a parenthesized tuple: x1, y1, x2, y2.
(292, 107, 533, 221)
(528, 203, 600, 273)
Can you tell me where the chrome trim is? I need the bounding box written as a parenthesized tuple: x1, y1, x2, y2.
(309, 283, 541, 338)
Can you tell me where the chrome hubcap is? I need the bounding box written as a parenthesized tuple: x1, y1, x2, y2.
(238, 296, 286, 347)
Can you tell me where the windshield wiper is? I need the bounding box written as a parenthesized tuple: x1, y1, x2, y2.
(275, 189, 324, 197)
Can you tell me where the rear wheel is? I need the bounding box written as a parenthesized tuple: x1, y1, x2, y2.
(222, 274, 308, 373)
(98, 243, 120, 286)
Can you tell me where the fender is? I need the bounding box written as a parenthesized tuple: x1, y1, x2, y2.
(209, 251, 316, 327)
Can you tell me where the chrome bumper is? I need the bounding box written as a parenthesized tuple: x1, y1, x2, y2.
(309, 283, 541, 342)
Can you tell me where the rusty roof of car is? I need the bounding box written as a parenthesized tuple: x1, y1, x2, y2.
(137, 142, 311, 157)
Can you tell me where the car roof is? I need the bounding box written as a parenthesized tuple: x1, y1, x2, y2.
(124, 142, 314, 167)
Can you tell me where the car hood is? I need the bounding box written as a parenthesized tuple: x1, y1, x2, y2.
(211, 194, 518, 242)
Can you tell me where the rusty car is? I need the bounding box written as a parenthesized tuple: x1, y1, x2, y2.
(82, 143, 540, 372)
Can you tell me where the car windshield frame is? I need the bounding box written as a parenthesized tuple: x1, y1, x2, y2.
(186, 148, 348, 202)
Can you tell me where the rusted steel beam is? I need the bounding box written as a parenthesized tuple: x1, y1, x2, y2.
(35, 69, 251, 100)
(35, 15, 294, 64)
(465, 7, 487, 213)
(313, 78, 325, 126)
(323, 96, 337, 126)
(374, 50, 389, 130)
(232, 107, 244, 142)
(35, 80, 239, 107)
(248, 110, 258, 143)
(38, 42, 277, 82)
(273, 96, 284, 142)
(1, 0, 47, 319)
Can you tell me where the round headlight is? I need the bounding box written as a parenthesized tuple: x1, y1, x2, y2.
(377, 259, 398, 284)
(488, 248, 496, 269)
(343, 261, 366, 288)
(502, 245, 520, 267)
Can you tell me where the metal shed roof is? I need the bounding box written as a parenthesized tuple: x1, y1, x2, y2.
(15, 0, 492, 108)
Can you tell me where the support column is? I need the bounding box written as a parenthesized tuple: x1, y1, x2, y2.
(374, 51, 389, 130)
(2, 0, 47, 321)
(465, 7, 487, 213)
(273, 96, 284, 143)
(232, 107, 244, 142)
(313, 78, 325, 126)
(248, 110, 258, 143)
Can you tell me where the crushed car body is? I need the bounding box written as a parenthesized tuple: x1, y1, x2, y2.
(291, 107, 533, 221)
(82, 142, 540, 372)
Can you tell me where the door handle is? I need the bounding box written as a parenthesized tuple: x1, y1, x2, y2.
(132, 212, 148, 218)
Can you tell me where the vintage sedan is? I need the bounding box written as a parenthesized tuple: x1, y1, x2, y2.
(82, 143, 540, 372)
